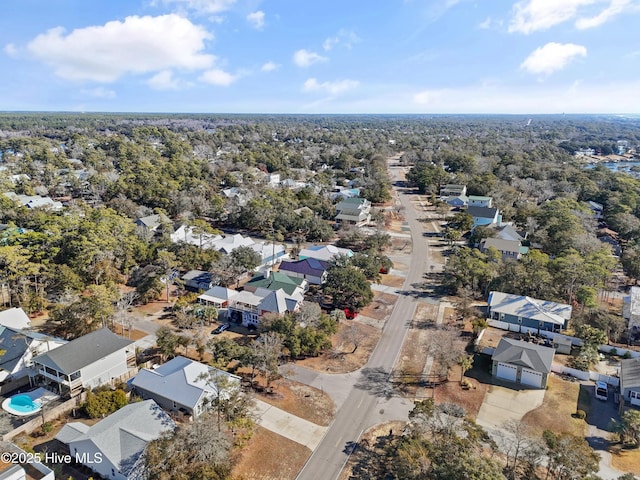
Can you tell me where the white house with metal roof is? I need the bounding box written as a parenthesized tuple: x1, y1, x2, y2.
(131, 356, 241, 418)
(56, 400, 175, 480)
(487, 291, 572, 333)
(31, 328, 136, 397)
(299, 244, 354, 262)
(620, 357, 640, 407)
(0, 326, 66, 384)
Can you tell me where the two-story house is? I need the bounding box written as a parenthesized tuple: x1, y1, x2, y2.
(487, 291, 572, 333)
(467, 206, 501, 229)
(479, 237, 528, 261)
(31, 328, 136, 397)
(335, 197, 372, 226)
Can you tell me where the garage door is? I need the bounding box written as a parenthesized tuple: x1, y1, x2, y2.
(496, 362, 517, 382)
(521, 368, 543, 388)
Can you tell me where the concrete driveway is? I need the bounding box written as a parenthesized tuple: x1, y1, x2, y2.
(253, 399, 327, 450)
(476, 384, 545, 429)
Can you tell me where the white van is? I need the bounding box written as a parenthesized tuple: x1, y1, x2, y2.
(595, 381, 608, 401)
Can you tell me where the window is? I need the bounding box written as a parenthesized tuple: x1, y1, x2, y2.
(631, 391, 639, 400)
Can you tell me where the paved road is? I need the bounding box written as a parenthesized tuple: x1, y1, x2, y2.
(297, 157, 430, 480)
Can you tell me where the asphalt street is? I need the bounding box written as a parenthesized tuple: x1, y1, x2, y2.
(297, 157, 429, 480)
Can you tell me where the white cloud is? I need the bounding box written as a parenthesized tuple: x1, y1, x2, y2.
(575, 0, 631, 29)
(509, 0, 635, 33)
(148, 70, 182, 90)
(4, 43, 18, 57)
(521, 42, 587, 75)
(26, 14, 214, 82)
(153, 0, 236, 15)
(322, 29, 360, 51)
(261, 61, 279, 72)
(199, 68, 237, 86)
(293, 49, 327, 67)
(247, 11, 265, 30)
(81, 87, 116, 99)
(303, 78, 359, 95)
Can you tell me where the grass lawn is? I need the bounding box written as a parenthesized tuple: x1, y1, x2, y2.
(231, 426, 311, 480)
(521, 375, 586, 437)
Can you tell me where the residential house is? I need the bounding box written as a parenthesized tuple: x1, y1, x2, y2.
(31, 328, 136, 397)
(56, 400, 175, 480)
(443, 195, 468, 208)
(439, 184, 467, 197)
(131, 356, 241, 418)
(620, 357, 640, 407)
(496, 224, 527, 242)
(228, 287, 302, 327)
(468, 195, 493, 208)
(278, 258, 330, 285)
(487, 291, 572, 333)
(280, 178, 307, 190)
(0, 326, 66, 385)
(0, 441, 54, 480)
(597, 228, 622, 257)
(251, 241, 288, 268)
(299, 244, 354, 262)
(198, 286, 239, 308)
(330, 187, 361, 201)
(222, 187, 248, 207)
(265, 173, 281, 186)
(3, 192, 63, 211)
(135, 213, 170, 236)
(587, 200, 604, 219)
(212, 233, 255, 255)
(479, 237, 529, 261)
(623, 286, 640, 335)
(491, 337, 555, 389)
(0, 307, 31, 329)
(466, 206, 501, 229)
(244, 270, 308, 295)
(170, 224, 222, 250)
(335, 197, 372, 226)
(182, 270, 215, 291)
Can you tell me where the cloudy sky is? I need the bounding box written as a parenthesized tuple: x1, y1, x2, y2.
(2, 0, 639, 113)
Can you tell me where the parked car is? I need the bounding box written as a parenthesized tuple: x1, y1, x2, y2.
(212, 324, 230, 335)
(343, 308, 358, 319)
(595, 381, 608, 401)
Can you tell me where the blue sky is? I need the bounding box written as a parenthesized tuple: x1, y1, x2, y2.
(1, 0, 639, 114)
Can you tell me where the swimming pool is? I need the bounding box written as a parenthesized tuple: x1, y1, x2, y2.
(2, 393, 43, 416)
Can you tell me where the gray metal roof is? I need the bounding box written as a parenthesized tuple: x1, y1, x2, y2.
(621, 357, 640, 390)
(55, 422, 90, 444)
(492, 337, 555, 373)
(488, 291, 572, 326)
(481, 237, 522, 254)
(131, 356, 240, 410)
(64, 400, 175, 477)
(32, 328, 134, 374)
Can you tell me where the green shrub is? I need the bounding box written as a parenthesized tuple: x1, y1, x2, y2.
(623, 351, 632, 359)
(609, 348, 618, 356)
(83, 388, 128, 419)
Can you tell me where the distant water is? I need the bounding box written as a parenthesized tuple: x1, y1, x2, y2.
(586, 161, 640, 177)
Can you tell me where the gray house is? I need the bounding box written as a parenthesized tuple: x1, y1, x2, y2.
(491, 337, 555, 389)
(620, 357, 640, 408)
(56, 400, 174, 480)
(131, 356, 241, 418)
(31, 328, 136, 397)
(487, 291, 572, 333)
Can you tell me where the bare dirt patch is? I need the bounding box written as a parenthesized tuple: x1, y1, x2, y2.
(610, 447, 640, 475)
(379, 275, 404, 288)
(413, 302, 438, 328)
(298, 321, 381, 373)
(253, 378, 335, 426)
(477, 326, 509, 350)
(391, 237, 412, 252)
(338, 421, 406, 480)
(231, 426, 311, 480)
(521, 375, 586, 437)
(359, 292, 398, 321)
(433, 365, 487, 420)
(111, 323, 148, 341)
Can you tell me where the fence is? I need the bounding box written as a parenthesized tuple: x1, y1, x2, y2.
(550, 363, 620, 387)
(2, 392, 87, 442)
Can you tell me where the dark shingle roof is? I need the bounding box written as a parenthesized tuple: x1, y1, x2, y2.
(466, 206, 498, 219)
(492, 337, 555, 373)
(33, 328, 133, 374)
(278, 258, 329, 276)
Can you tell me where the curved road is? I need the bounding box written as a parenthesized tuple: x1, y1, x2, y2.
(297, 157, 431, 480)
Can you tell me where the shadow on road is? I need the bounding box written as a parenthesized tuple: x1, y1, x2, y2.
(354, 367, 395, 398)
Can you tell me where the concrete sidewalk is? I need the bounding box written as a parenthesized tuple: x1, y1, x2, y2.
(253, 399, 327, 450)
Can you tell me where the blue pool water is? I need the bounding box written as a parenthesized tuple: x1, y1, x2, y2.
(7, 394, 41, 413)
